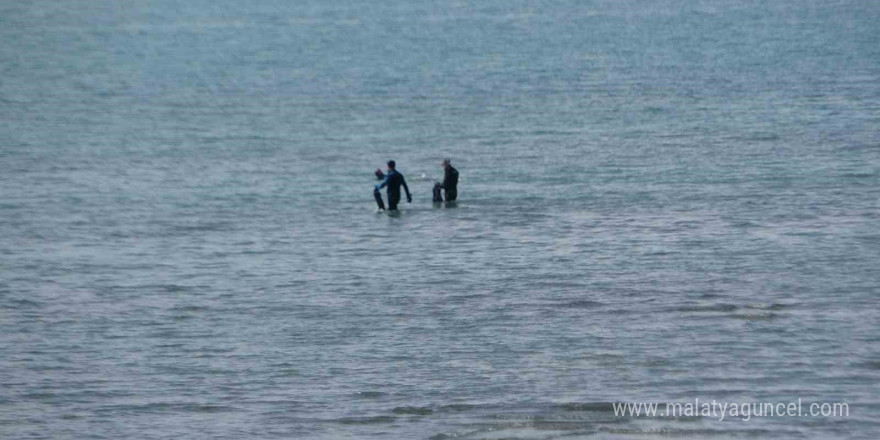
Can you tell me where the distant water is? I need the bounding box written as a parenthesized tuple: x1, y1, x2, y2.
(1, 0, 879, 438)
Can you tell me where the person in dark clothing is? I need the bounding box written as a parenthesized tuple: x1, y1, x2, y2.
(374, 160, 412, 210)
(441, 158, 459, 202)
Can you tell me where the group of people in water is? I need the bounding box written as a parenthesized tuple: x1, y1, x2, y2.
(373, 158, 459, 211)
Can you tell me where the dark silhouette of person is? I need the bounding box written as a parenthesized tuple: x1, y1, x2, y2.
(374, 160, 412, 210)
(440, 158, 459, 202)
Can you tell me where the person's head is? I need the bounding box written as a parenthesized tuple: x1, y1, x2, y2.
(441, 158, 451, 169)
(387, 160, 396, 171)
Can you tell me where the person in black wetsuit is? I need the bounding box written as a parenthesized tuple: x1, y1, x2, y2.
(374, 160, 412, 210)
(440, 158, 459, 202)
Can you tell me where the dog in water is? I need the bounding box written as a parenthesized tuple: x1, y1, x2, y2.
(433, 182, 443, 203)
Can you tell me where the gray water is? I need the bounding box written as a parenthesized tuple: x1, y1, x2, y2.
(2, 1, 879, 438)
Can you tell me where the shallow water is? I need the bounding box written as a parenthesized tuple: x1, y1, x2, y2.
(1, 0, 879, 438)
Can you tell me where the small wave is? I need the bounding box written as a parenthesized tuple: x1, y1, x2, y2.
(744, 302, 795, 311)
(171, 305, 207, 312)
(140, 284, 192, 293)
(437, 403, 480, 413)
(273, 369, 299, 377)
(60, 413, 86, 420)
(392, 406, 433, 415)
(4, 298, 42, 309)
(675, 303, 790, 320)
(730, 220, 761, 228)
(100, 403, 236, 414)
(730, 312, 777, 321)
(675, 304, 738, 313)
(561, 300, 604, 309)
(531, 419, 597, 430)
(556, 402, 615, 412)
(742, 132, 781, 142)
(354, 391, 386, 398)
(857, 360, 880, 370)
(175, 224, 230, 232)
(335, 415, 396, 425)
(839, 172, 875, 179)
(643, 250, 677, 256)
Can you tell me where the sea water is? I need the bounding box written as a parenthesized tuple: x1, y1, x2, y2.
(1, 0, 879, 438)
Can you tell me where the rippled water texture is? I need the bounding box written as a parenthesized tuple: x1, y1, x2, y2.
(1, 0, 879, 438)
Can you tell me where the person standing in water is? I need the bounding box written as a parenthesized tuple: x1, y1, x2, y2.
(375, 160, 412, 211)
(440, 158, 459, 202)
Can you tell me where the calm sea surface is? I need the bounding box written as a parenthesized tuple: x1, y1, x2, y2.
(2, 1, 879, 438)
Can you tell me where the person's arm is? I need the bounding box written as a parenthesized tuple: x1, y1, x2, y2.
(375, 173, 390, 190)
(402, 175, 412, 202)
